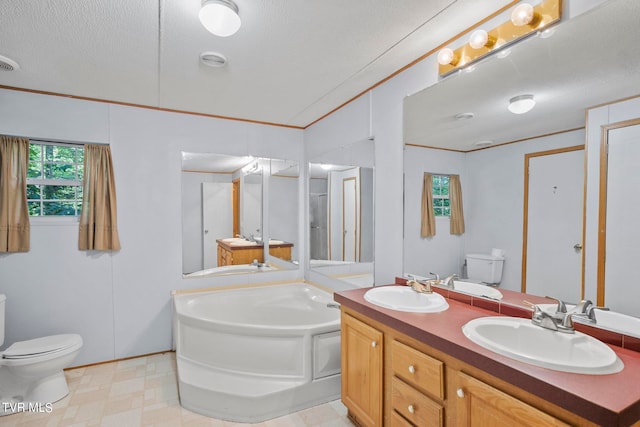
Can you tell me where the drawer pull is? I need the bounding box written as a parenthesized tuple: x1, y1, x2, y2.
(408, 364, 416, 374)
(371, 341, 377, 348)
(407, 404, 415, 414)
(456, 388, 465, 398)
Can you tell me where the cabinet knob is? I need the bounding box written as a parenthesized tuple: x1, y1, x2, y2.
(371, 341, 377, 348)
(408, 364, 416, 374)
(408, 404, 415, 414)
(456, 388, 465, 398)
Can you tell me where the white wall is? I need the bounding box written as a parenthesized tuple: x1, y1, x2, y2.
(464, 130, 585, 291)
(0, 88, 303, 366)
(403, 145, 466, 279)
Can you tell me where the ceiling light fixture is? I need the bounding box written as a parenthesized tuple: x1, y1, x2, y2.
(508, 94, 535, 114)
(436, 0, 560, 77)
(0, 54, 20, 71)
(199, 0, 241, 37)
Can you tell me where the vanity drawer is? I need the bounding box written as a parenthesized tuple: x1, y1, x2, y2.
(391, 340, 444, 400)
(391, 376, 443, 427)
(390, 409, 414, 427)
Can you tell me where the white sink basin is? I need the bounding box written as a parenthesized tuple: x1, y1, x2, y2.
(539, 304, 640, 338)
(364, 286, 449, 313)
(452, 280, 503, 300)
(462, 317, 623, 374)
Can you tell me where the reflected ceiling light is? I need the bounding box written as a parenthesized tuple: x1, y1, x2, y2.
(508, 94, 535, 114)
(199, 51, 227, 67)
(199, 0, 241, 37)
(469, 29, 496, 49)
(320, 164, 332, 170)
(437, 48, 459, 66)
(511, 3, 540, 27)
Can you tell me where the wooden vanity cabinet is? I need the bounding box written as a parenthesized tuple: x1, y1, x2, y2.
(340, 307, 592, 427)
(216, 239, 293, 266)
(454, 371, 570, 426)
(341, 312, 383, 427)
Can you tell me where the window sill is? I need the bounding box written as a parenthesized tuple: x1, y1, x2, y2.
(29, 216, 79, 226)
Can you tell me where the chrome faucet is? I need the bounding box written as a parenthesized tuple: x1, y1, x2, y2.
(443, 274, 458, 289)
(545, 296, 567, 320)
(429, 272, 440, 283)
(525, 300, 576, 333)
(584, 305, 609, 322)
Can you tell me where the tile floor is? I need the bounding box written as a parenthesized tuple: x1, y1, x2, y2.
(1, 352, 353, 427)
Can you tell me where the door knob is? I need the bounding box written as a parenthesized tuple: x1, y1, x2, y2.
(573, 243, 582, 250)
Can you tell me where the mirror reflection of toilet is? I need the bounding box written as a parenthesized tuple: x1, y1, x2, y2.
(465, 252, 505, 285)
(0, 294, 83, 416)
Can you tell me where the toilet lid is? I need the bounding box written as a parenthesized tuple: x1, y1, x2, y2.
(2, 334, 82, 359)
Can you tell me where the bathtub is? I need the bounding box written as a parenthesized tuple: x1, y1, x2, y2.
(183, 263, 276, 278)
(172, 283, 341, 422)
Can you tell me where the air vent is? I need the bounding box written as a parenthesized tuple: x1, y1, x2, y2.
(0, 55, 20, 71)
(199, 52, 227, 68)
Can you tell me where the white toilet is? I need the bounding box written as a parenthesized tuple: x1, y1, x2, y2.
(0, 294, 83, 416)
(465, 253, 505, 285)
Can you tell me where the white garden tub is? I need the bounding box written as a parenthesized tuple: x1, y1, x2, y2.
(172, 283, 341, 422)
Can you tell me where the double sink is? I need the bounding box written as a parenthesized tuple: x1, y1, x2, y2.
(363, 284, 624, 375)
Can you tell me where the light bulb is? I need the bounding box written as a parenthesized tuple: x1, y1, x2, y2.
(469, 30, 489, 49)
(437, 48, 457, 66)
(511, 3, 535, 27)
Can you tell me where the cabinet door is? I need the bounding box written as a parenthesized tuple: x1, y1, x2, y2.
(455, 372, 570, 427)
(342, 312, 383, 427)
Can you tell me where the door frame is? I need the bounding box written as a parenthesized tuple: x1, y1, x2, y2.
(521, 145, 585, 294)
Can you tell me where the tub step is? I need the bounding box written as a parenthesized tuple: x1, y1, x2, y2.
(177, 356, 303, 397)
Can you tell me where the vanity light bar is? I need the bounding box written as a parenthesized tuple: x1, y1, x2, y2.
(437, 0, 561, 77)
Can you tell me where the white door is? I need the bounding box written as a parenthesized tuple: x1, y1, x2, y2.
(342, 178, 357, 261)
(202, 182, 232, 269)
(525, 149, 583, 302)
(604, 124, 640, 316)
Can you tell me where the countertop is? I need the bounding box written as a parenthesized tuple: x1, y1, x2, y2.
(334, 285, 640, 426)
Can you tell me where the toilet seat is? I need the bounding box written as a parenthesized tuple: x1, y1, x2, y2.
(2, 334, 82, 360)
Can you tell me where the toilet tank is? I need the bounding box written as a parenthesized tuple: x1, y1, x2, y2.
(0, 294, 5, 346)
(466, 254, 504, 284)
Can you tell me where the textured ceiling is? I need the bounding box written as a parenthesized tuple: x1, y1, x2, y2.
(0, 0, 514, 128)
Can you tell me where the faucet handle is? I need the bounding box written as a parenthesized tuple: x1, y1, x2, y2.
(545, 296, 567, 315)
(585, 305, 609, 322)
(575, 299, 593, 314)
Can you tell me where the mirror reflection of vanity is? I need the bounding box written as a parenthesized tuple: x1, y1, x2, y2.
(181, 152, 298, 277)
(402, 0, 640, 319)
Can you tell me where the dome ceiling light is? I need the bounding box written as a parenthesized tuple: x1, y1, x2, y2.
(508, 94, 536, 114)
(199, 0, 241, 37)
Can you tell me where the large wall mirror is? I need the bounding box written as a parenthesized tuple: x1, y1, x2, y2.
(182, 152, 299, 277)
(402, 0, 640, 318)
(308, 140, 375, 287)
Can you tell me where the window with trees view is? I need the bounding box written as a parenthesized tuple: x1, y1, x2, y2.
(432, 174, 450, 216)
(27, 142, 84, 216)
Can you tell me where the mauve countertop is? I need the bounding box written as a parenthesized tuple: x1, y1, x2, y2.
(334, 285, 640, 426)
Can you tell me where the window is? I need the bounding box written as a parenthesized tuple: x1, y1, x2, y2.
(27, 142, 84, 216)
(432, 174, 450, 216)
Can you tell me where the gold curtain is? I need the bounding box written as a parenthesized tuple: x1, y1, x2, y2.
(449, 174, 465, 235)
(421, 172, 436, 238)
(78, 144, 121, 250)
(0, 136, 30, 252)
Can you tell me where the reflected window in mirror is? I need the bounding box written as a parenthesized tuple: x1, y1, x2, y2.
(432, 174, 450, 217)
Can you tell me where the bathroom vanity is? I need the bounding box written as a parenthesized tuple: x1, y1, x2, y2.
(216, 239, 293, 266)
(334, 284, 640, 426)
